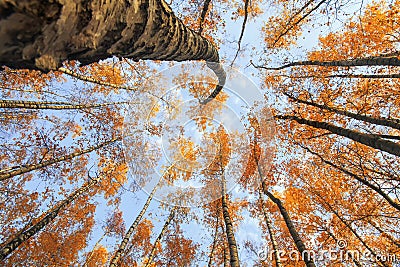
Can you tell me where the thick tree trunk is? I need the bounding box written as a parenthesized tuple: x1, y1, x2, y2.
(0, 99, 127, 110)
(221, 175, 240, 267)
(0, 0, 221, 70)
(0, 177, 99, 261)
(143, 207, 177, 267)
(276, 115, 400, 157)
(109, 181, 159, 267)
(258, 190, 282, 267)
(284, 93, 400, 130)
(0, 0, 226, 101)
(0, 137, 120, 181)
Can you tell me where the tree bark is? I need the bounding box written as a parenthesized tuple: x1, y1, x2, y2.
(264, 53, 400, 70)
(0, 177, 99, 261)
(0, 99, 127, 110)
(143, 207, 177, 267)
(207, 207, 220, 267)
(0, 137, 121, 181)
(256, 163, 316, 267)
(0, 0, 226, 101)
(109, 181, 159, 267)
(299, 143, 400, 211)
(315, 193, 389, 267)
(221, 174, 240, 267)
(284, 93, 400, 130)
(258, 190, 282, 267)
(0, 0, 220, 70)
(276, 115, 400, 157)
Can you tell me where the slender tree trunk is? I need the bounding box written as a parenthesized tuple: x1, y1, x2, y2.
(0, 177, 99, 261)
(367, 220, 400, 249)
(221, 174, 240, 267)
(323, 228, 363, 267)
(315, 194, 389, 267)
(207, 207, 220, 267)
(257, 164, 316, 267)
(276, 115, 400, 157)
(109, 181, 159, 267)
(57, 67, 137, 92)
(0, 99, 128, 110)
(263, 53, 400, 70)
(298, 143, 400, 211)
(143, 207, 177, 267)
(82, 231, 108, 267)
(258, 190, 282, 267)
(0, 137, 120, 181)
(284, 93, 400, 130)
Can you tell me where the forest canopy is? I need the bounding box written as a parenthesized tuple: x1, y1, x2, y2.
(1, 0, 400, 266)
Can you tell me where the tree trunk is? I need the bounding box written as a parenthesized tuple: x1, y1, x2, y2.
(207, 207, 220, 267)
(0, 0, 220, 70)
(258, 190, 282, 267)
(109, 181, 159, 267)
(315, 193, 389, 267)
(0, 99, 127, 110)
(82, 231, 108, 267)
(323, 228, 363, 267)
(299, 143, 400, 211)
(143, 207, 177, 267)
(221, 175, 240, 267)
(367, 220, 400, 249)
(257, 164, 316, 267)
(276, 115, 400, 157)
(284, 93, 400, 130)
(0, 0, 226, 101)
(264, 53, 400, 70)
(0, 137, 121, 181)
(0, 177, 99, 261)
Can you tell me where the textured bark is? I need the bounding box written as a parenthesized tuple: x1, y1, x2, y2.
(143, 207, 176, 267)
(285, 93, 400, 130)
(223, 242, 230, 267)
(257, 162, 316, 267)
(221, 175, 240, 267)
(0, 177, 99, 261)
(198, 0, 211, 35)
(0, 99, 127, 110)
(0, 0, 220, 70)
(276, 115, 400, 157)
(0, 137, 120, 181)
(109, 182, 159, 267)
(264, 53, 400, 70)
(258, 190, 282, 267)
(299, 144, 400, 211)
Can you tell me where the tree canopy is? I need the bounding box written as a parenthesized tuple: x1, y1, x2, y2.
(1, 0, 400, 266)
